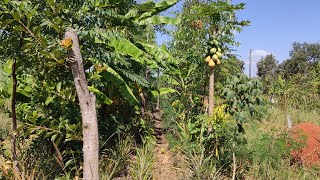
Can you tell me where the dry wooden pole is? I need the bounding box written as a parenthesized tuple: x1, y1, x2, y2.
(249, 49, 252, 78)
(65, 29, 99, 180)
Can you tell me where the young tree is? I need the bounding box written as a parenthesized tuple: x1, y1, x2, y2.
(257, 54, 278, 79)
(171, 0, 249, 116)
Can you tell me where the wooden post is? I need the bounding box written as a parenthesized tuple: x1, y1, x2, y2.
(249, 49, 252, 78)
(65, 29, 99, 180)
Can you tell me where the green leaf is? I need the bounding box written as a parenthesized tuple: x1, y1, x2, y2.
(4, 59, 13, 74)
(19, 89, 31, 97)
(45, 96, 55, 105)
(88, 86, 113, 105)
(11, 12, 21, 20)
(13, 25, 25, 31)
(97, 32, 144, 63)
(138, 0, 178, 20)
(152, 88, 178, 97)
(138, 16, 180, 25)
(101, 67, 139, 105)
(56, 82, 61, 92)
(138, 42, 175, 65)
(0, 19, 14, 28)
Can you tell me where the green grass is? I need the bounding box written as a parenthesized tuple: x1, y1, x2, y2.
(0, 112, 10, 131)
(241, 107, 320, 180)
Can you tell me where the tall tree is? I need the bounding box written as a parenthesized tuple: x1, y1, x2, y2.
(257, 54, 278, 80)
(170, 0, 249, 116)
(279, 42, 320, 78)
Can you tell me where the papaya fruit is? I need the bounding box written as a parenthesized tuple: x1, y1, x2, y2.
(216, 59, 221, 65)
(217, 47, 222, 52)
(216, 52, 222, 58)
(208, 59, 215, 67)
(213, 40, 219, 46)
(212, 54, 219, 61)
(210, 48, 217, 54)
(205, 56, 211, 62)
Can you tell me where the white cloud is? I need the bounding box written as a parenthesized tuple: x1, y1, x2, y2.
(244, 49, 273, 77)
(252, 50, 272, 61)
(243, 50, 272, 65)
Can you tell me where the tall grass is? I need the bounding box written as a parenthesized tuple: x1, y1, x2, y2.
(240, 107, 320, 180)
(100, 135, 133, 180)
(129, 138, 155, 180)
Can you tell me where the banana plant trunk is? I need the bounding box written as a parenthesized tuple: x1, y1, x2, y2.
(65, 29, 99, 180)
(208, 67, 214, 116)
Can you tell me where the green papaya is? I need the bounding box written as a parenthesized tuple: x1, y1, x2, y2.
(210, 48, 217, 54)
(213, 40, 219, 46)
(216, 52, 222, 58)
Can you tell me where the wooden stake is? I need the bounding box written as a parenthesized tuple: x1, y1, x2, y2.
(249, 49, 252, 78)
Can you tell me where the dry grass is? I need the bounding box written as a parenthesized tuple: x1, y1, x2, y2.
(0, 112, 10, 131)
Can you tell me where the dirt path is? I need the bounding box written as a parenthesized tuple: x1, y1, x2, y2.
(153, 135, 179, 180)
(152, 108, 184, 180)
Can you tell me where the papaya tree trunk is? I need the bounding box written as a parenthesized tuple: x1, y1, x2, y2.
(11, 57, 20, 176)
(65, 29, 99, 180)
(208, 67, 214, 116)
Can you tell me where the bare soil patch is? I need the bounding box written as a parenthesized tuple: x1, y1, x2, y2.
(291, 122, 320, 166)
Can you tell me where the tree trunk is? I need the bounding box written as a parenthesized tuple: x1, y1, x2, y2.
(140, 68, 150, 118)
(65, 29, 99, 180)
(208, 67, 214, 116)
(139, 91, 146, 118)
(11, 57, 20, 177)
(208, 67, 214, 132)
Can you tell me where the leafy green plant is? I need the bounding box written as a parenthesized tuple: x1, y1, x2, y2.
(175, 105, 236, 178)
(129, 138, 155, 180)
(100, 135, 133, 180)
(222, 74, 264, 132)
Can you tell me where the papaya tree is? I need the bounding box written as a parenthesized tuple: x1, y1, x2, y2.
(170, 0, 249, 116)
(0, 0, 179, 178)
(192, 1, 249, 117)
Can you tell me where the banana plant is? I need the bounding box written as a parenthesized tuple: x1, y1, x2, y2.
(0, 0, 180, 178)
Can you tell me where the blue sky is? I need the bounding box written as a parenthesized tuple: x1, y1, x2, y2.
(156, 0, 320, 76)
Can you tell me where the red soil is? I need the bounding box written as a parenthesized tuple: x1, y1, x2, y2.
(290, 122, 320, 166)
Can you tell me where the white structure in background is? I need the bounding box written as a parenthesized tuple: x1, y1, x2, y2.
(286, 114, 292, 129)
